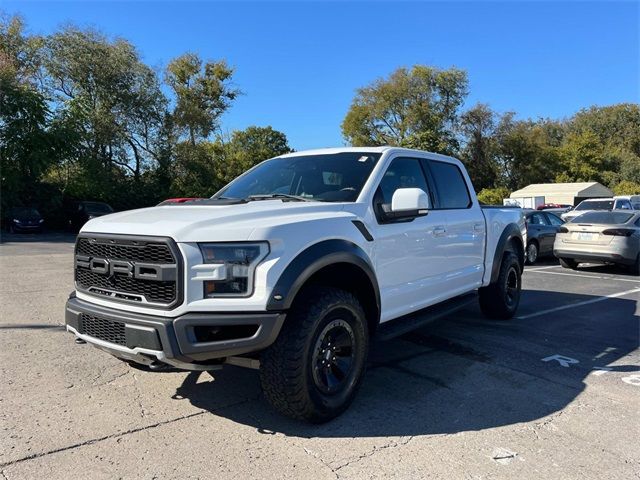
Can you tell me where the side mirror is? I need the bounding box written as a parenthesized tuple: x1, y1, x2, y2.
(381, 188, 430, 221)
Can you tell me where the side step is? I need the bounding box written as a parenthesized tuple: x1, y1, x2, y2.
(376, 292, 478, 341)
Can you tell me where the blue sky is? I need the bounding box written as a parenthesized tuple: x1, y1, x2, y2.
(4, 1, 639, 150)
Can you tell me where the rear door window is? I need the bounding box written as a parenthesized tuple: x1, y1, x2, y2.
(529, 213, 548, 225)
(425, 160, 472, 209)
(545, 213, 564, 226)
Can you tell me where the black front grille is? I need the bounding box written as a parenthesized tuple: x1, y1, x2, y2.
(80, 314, 126, 346)
(74, 234, 181, 308)
(76, 238, 174, 263)
(76, 269, 176, 303)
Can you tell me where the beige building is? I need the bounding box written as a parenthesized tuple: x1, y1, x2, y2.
(509, 182, 614, 207)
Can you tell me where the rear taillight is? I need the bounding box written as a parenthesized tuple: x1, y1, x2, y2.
(602, 228, 635, 237)
(558, 227, 569, 233)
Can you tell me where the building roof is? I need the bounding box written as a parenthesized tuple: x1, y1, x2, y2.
(510, 182, 614, 198)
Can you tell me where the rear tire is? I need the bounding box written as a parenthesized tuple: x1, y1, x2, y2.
(629, 254, 640, 276)
(525, 242, 539, 265)
(479, 252, 522, 320)
(260, 287, 369, 423)
(559, 257, 578, 270)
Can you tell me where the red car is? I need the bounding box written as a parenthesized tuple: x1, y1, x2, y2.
(537, 203, 572, 210)
(157, 197, 204, 206)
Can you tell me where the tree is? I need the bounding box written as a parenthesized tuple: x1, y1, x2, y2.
(612, 181, 640, 195)
(214, 126, 292, 185)
(170, 126, 292, 197)
(0, 14, 66, 211)
(165, 53, 239, 145)
(494, 114, 563, 190)
(561, 104, 640, 187)
(341, 65, 468, 154)
(476, 187, 511, 205)
(459, 103, 499, 190)
(42, 26, 167, 193)
(557, 130, 608, 183)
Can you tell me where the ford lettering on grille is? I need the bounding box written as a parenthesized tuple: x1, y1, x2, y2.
(74, 235, 180, 308)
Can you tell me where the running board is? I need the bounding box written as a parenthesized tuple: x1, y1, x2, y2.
(376, 292, 478, 341)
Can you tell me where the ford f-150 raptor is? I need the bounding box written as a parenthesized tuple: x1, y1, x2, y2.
(65, 147, 526, 422)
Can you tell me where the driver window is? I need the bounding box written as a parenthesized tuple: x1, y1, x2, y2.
(376, 157, 431, 207)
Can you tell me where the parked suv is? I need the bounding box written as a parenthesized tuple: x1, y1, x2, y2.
(65, 148, 526, 422)
(561, 197, 633, 222)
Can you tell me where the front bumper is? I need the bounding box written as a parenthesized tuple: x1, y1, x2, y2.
(65, 295, 285, 370)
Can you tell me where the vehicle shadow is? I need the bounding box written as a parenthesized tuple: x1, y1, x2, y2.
(174, 290, 639, 438)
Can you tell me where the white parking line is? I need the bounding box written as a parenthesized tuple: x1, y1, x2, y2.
(526, 270, 640, 283)
(517, 287, 640, 320)
(525, 265, 559, 271)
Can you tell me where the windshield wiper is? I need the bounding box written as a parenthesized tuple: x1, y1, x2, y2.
(246, 194, 314, 202)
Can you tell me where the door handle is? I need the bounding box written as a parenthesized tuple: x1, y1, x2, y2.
(433, 226, 447, 237)
(473, 223, 484, 232)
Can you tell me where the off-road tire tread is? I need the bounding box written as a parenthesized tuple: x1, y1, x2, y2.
(260, 287, 367, 423)
(479, 252, 521, 320)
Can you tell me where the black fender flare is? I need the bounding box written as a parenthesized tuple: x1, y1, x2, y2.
(490, 223, 524, 283)
(266, 239, 380, 317)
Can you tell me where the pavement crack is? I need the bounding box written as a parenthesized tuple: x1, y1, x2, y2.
(131, 373, 147, 418)
(0, 395, 257, 469)
(1, 469, 9, 480)
(331, 435, 416, 473)
(302, 447, 339, 480)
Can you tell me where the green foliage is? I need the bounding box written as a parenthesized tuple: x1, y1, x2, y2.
(459, 104, 499, 191)
(341, 65, 468, 154)
(612, 181, 640, 196)
(170, 126, 292, 198)
(0, 14, 291, 226)
(2, 13, 639, 229)
(213, 126, 292, 186)
(493, 115, 563, 190)
(166, 53, 239, 145)
(476, 187, 511, 205)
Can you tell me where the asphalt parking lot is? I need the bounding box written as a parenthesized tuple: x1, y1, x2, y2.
(1, 233, 638, 479)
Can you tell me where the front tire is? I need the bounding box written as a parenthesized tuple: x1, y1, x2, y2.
(628, 254, 640, 276)
(479, 252, 522, 320)
(260, 287, 369, 423)
(525, 241, 539, 265)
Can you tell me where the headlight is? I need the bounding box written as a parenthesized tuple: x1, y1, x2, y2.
(199, 242, 269, 297)
(38, 219, 44, 223)
(12, 218, 20, 223)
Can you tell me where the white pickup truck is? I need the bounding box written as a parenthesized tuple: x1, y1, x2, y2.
(65, 147, 526, 422)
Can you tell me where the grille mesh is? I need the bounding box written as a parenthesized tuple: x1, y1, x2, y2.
(80, 314, 126, 346)
(76, 238, 174, 264)
(75, 235, 179, 307)
(76, 268, 176, 303)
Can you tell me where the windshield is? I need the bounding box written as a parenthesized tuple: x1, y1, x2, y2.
(575, 200, 614, 211)
(83, 202, 113, 214)
(571, 211, 635, 224)
(215, 152, 382, 202)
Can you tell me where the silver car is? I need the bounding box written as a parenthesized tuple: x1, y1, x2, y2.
(554, 211, 640, 275)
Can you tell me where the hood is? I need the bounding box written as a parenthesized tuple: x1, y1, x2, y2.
(81, 200, 352, 242)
